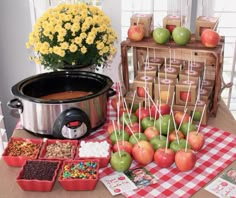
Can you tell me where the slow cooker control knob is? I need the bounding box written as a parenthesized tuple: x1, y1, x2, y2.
(53, 108, 91, 139)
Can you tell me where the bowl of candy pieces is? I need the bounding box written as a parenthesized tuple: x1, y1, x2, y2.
(58, 159, 99, 191)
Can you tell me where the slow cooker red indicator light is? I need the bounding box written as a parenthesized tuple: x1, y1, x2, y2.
(68, 121, 80, 127)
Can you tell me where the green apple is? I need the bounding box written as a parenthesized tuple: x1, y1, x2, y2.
(179, 122, 197, 137)
(153, 27, 170, 44)
(129, 133, 147, 145)
(110, 151, 132, 172)
(150, 136, 167, 151)
(191, 111, 202, 121)
(170, 139, 191, 153)
(172, 27, 191, 46)
(129, 103, 139, 113)
(110, 130, 130, 145)
(141, 117, 156, 131)
(155, 115, 175, 135)
(120, 112, 138, 126)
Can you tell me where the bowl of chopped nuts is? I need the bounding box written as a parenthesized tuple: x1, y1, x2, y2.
(39, 139, 78, 161)
(2, 137, 43, 166)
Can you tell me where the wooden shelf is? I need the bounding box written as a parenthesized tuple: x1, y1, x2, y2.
(120, 36, 225, 116)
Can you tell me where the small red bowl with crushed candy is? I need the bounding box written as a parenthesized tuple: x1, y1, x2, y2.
(58, 159, 99, 191)
(2, 137, 43, 167)
(16, 159, 61, 191)
(75, 139, 111, 168)
(39, 139, 78, 161)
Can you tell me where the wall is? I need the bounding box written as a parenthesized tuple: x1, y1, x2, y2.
(0, 0, 122, 138)
(0, 0, 36, 138)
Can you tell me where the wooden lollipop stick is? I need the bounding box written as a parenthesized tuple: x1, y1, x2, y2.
(165, 120, 170, 153)
(129, 90, 137, 116)
(196, 104, 206, 134)
(112, 120, 121, 157)
(171, 110, 179, 144)
(185, 117, 191, 152)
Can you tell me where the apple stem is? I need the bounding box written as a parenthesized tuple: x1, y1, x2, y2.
(112, 120, 121, 157)
(185, 117, 191, 152)
(165, 119, 170, 153)
(130, 90, 137, 117)
(197, 104, 206, 134)
(171, 110, 179, 144)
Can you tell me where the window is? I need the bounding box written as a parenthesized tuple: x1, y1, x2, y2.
(200, 0, 236, 116)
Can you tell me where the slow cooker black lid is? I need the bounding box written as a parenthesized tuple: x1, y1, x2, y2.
(12, 71, 113, 104)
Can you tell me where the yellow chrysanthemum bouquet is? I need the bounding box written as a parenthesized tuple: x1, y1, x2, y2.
(26, 3, 117, 71)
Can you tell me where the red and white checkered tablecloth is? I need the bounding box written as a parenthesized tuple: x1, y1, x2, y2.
(15, 83, 236, 198)
(85, 94, 236, 198)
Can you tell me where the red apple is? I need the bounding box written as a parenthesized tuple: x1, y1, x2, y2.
(168, 130, 185, 142)
(107, 121, 121, 135)
(118, 107, 131, 117)
(175, 148, 197, 172)
(113, 140, 133, 154)
(135, 107, 150, 121)
(174, 111, 191, 126)
(144, 126, 159, 141)
(150, 105, 160, 119)
(154, 148, 175, 168)
(137, 86, 146, 97)
(124, 122, 140, 136)
(188, 131, 205, 151)
(166, 25, 176, 34)
(180, 91, 191, 102)
(159, 103, 171, 115)
(201, 29, 220, 48)
(111, 96, 124, 111)
(127, 25, 145, 42)
(132, 140, 154, 165)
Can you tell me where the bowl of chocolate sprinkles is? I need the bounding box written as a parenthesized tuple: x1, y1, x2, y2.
(16, 159, 61, 191)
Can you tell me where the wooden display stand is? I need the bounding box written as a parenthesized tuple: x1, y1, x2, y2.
(120, 36, 225, 116)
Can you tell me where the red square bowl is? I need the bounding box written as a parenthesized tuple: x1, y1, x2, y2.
(75, 139, 111, 168)
(16, 159, 61, 191)
(58, 159, 99, 191)
(2, 137, 43, 167)
(39, 139, 78, 160)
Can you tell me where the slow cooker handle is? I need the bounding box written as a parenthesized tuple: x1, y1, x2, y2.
(7, 98, 23, 113)
(107, 88, 116, 98)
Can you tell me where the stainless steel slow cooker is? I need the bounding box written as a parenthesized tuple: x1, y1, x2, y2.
(8, 71, 115, 139)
